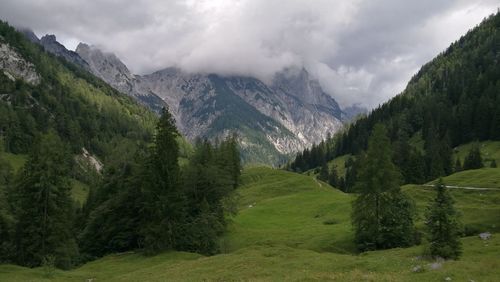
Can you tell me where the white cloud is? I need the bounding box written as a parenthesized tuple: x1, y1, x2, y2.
(0, 0, 497, 108)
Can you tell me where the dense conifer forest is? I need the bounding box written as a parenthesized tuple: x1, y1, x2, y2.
(288, 13, 500, 189)
(0, 22, 241, 268)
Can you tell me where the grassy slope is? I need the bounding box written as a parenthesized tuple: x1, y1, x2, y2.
(428, 168, 500, 189)
(453, 141, 500, 166)
(1, 167, 499, 281)
(223, 167, 354, 254)
(403, 184, 500, 234)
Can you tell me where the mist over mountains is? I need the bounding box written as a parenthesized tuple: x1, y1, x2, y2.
(23, 31, 356, 163)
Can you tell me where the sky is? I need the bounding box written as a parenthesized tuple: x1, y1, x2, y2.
(0, 0, 498, 108)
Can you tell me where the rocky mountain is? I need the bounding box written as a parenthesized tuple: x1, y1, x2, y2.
(39, 35, 90, 70)
(0, 38, 40, 85)
(75, 43, 166, 113)
(16, 30, 166, 114)
(73, 44, 343, 164)
(19, 32, 344, 164)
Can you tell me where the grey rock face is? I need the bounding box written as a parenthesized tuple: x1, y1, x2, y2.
(0, 41, 40, 85)
(76, 43, 166, 113)
(74, 44, 344, 162)
(39, 35, 90, 69)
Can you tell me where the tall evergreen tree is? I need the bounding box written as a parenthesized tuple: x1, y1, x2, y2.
(12, 132, 78, 268)
(352, 124, 415, 251)
(425, 179, 462, 259)
(463, 145, 483, 170)
(140, 107, 186, 253)
(318, 160, 329, 182)
(0, 139, 14, 263)
(328, 165, 339, 188)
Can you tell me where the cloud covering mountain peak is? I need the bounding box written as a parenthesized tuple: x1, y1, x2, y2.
(1, 0, 497, 107)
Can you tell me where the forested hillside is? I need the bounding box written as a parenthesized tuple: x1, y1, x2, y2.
(288, 12, 500, 188)
(0, 21, 241, 269)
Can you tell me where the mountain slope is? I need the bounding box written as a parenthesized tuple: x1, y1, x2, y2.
(0, 20, 156, 165)
(290, 12, 500, 179)
(74, 44, 343, 164)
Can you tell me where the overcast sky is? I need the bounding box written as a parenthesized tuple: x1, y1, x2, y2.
(0, 0, 498, 108)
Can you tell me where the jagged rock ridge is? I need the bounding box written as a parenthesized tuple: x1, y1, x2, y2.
(74, 44, 343, 163)
(19, 32, 344, 164)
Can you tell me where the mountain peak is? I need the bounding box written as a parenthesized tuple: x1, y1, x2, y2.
(40, 34, 57, 43)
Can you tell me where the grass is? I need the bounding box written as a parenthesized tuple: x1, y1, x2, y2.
(223, 167, 354, 254)
(453, 141, 500, 167)
(1, 166, 499, 281)
(403, 184, 500, 234)
(427, 168, 500, 189)
(1, 153, 27, 172)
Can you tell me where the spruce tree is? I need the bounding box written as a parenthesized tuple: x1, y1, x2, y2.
(352, 124, 415, 251)
(318, 161, 329, 182)
(0, 140, 14, 263)
(463, 145, 483, 170)
(425, 179, 462, 259)
(328, 165, 339, 188)
(12, 132, 78, 268)
(140, 107, 186, 253)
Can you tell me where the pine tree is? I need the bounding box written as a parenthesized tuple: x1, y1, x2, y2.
(12, 132, 78, 268)
(406, 149, 426, 184)
(352, 124, 415, 251)
(328, 165, 339, 188)
(140, 107, 186, 253)
(0, 139, 14, 263)
(425, 179, 462, 259)
(463, 145, 483, 170)
(318, 161, 329, 182)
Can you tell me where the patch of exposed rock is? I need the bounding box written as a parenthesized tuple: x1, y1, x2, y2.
(0, 41, 40, 85)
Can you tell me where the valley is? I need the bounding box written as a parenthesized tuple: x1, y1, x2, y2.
(1, 166, 499, 281)
(0, 3, 499, 282)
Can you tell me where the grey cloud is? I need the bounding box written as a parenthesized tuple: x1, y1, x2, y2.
(0, 0, 497, 108)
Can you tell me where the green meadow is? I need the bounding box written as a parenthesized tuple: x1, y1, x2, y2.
(1, 166, 499, 281)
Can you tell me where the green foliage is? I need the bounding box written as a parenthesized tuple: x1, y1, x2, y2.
(11, 132, 78, 268)
(289, 12, 500, 183)
(180, 135, 241, 255)
(463, 144, 484, 170)
(352, 124, 416, 251)
(80, 109, 241, 258)
(3, 167, 500, 281)
(425, 179, 463, 259)
(140, 107, 186, 253)
(0, 20, 154, 163)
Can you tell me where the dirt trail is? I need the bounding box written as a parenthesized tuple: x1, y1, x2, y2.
(422, 184, 499, 191)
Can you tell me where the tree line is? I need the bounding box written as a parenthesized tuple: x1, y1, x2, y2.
(0, 108, 241, 268)
(352, 124, 462, 259)
(287, 12, 500, 186)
